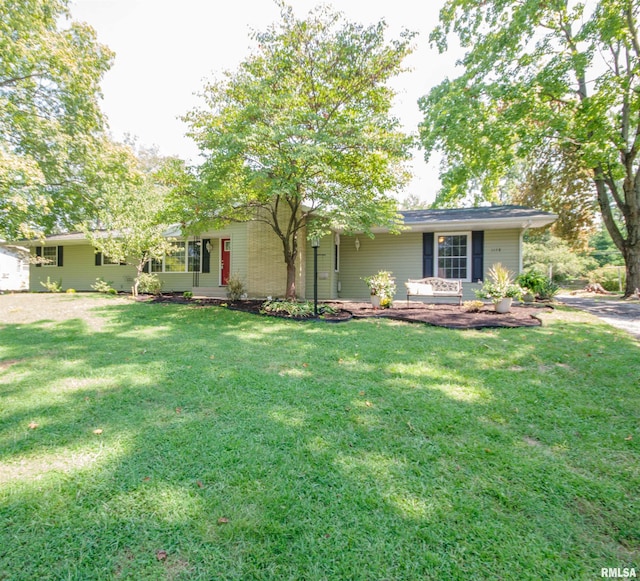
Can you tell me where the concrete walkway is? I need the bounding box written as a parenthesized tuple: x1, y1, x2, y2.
(558, 294, 640, 340)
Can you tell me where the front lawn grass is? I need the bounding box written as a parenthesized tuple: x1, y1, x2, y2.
(0, 296, 638, 580)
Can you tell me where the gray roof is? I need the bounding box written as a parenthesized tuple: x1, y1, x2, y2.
(401, 205, 556, 224)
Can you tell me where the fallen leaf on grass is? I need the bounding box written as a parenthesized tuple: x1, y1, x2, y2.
(143, 476, 151, 481)
(196, 480, 204, 488)
(625, 435, 633, 441)
(365, 401, 372, 407)
(358, 391, 365, 396)
(217, 517, 229, 525)
(93, 428, 103, 435)
(28, 422, 39, 430)
(175, 407, 182, 414)
(156, 550, 168, 561)
(302, 363, 309, 368)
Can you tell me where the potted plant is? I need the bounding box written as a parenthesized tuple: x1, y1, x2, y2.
(363, 270, 396, 308)
(475, 263, 523, 313)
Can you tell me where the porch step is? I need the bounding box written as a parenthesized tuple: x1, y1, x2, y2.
(192, 286, 228, 298)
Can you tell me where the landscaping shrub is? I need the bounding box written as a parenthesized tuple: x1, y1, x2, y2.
(91, 277, 115, 294)
(40, 277, 62, 293)
(136, 273, 162, 295)
(463, 300, 484, 312)
(261, 299, 338, 318)
(226, 273, 246, 301)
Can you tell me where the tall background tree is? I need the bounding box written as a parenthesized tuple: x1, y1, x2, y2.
(419, 0, 640, 296)
(0, 0, 113, 240)
(175, 2, 414, 299)
(81, 141, 177, 297)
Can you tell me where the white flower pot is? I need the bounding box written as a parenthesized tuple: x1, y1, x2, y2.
(370, 294, 381, 308)
(494, 297, 513, 314)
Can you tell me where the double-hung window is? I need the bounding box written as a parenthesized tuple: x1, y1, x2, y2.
(151, 241, 201, 273)
(42, 246, 58, 267)
(436, 233, 471, 281)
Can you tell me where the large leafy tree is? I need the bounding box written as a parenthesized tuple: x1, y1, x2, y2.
(177, 3, 414, 299)
(81, 142, 177, 297)
(419, 0, 640, 296)
(0, 0, 113, 240)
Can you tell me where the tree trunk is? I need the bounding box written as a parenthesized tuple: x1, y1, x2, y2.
(133, 262, 145, 297)
(623, 238, 640, 296)
(595, 176, 640, 297)
(285, 257, 296, 299)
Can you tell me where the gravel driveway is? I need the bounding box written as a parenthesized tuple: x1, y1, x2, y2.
(558, 294, 640, 340)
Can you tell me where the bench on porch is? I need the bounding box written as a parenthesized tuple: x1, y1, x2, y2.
(405, 277, 463, 306)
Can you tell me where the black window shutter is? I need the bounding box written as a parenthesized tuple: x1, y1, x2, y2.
(144, 260, 150, 273)
(57, 246, 63, 267)
(423, 233, 434, 277)
(35, 246, 42, 267)
(202, 239, 211, 274)
(471, 231, 484, 282)
(95, 252, 102, 266)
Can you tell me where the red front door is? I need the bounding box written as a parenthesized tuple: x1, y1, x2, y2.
(221, 238, 231, 285)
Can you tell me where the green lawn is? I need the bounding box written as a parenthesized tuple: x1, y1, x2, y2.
(0, 295, 638, 580)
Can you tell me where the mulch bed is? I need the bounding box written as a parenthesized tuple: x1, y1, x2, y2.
(147, 294, 551, 330)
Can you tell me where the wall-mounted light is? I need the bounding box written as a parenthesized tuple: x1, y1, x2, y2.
(355, 237, 360, 251)
(206, 241, 213, 253)
(335, 233, 340, 246)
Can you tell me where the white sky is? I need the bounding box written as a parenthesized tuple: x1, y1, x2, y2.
(70, 0, 460, 204)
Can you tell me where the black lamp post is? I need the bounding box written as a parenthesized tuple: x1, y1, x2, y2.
(311, 237, 319, 317)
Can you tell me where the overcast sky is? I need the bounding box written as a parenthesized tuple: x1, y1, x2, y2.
(70, 0, 461, 203)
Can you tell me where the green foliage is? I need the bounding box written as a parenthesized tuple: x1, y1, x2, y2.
(176, 4, 414, 298)
(81, 142, 178, 297)
(420, 0, 640, 294)
(363, 271, 397, 302)
(589, 266, 626, 292)
(65, 288, 76, 294)
(91, 277, 115, 294)
(39, 277, 62, 293)
(524, 234, 597, 281)
(589, 227, 625, 267)
(0, 0, 114, 240)
(476, 263, 523, 301)
(536, 279, 560, 301)
(183, 291, 193, 299)
(516, 270, 549, 296)
(226, 273, 246, 302)
(260, 299, 338, 318)
(136, 273, 162, 295)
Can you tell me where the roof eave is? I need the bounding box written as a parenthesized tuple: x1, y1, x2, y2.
(370, 214, 557, 234)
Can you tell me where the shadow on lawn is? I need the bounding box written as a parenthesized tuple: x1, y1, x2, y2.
(0, 301, 638, 579)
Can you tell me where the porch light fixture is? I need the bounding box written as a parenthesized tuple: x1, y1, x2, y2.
(355, 237, 360, 251)
(206, 241, 213, 253)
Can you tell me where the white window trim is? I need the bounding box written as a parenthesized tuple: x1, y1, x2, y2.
(434, 231, 472, 282)
(151, 240, 202, 274)
(42, 246, 58, 267)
